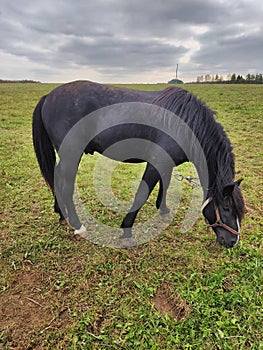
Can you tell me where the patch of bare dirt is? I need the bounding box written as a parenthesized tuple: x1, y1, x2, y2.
(222, 273, 238, 293)
(153, 280, 192, 321)
(0, 269, 70, 349)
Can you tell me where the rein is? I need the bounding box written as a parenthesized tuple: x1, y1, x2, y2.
(202, 197, 240, 236)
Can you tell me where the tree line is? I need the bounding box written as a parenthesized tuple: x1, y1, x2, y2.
(0, 79, 41, 83)
(196, 73, 263, 84)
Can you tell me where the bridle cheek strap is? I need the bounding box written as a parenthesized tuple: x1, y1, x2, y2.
(209, 208, 240, 236)
(202, 198, 240, 236)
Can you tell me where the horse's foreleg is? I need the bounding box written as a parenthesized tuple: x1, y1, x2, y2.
(156, 167, 173, 215)
(120, 164, 160, 238)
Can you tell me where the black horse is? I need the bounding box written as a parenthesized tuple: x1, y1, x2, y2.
(32, 80, 245, 248)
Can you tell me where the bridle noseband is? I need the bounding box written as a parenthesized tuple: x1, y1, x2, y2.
(202, 197, 240, 236)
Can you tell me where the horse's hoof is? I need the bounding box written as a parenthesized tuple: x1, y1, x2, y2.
(160, 207, 170, 216)
(59, 218, 68, 225)
(73, 233, 85, 241)
(74, 224, 87, 237)
(119, 233, 132, 239)
(119, 237, 137, 248)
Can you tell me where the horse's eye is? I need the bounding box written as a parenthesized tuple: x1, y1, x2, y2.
(223, 207, 230, 212)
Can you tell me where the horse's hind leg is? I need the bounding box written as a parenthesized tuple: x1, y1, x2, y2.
(120, 163, 160, 238)
(156, 167, 173, 215)
(55, 160, 82, 231)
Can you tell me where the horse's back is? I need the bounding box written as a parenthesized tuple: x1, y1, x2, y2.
(41, 80, 160, 148)
(44, 80, 159, 112)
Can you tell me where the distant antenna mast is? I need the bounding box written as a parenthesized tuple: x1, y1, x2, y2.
(176, 63, 178, 79)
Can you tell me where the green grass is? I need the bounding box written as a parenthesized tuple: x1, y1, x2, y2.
(0, 82, 262, 349)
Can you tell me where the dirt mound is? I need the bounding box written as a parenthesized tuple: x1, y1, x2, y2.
(153, 281, 192, 321)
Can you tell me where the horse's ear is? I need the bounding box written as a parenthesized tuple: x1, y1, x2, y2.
(235, 178, 243, 187)
(223, 183, 235, 197)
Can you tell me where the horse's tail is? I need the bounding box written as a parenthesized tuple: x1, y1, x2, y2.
(32, 95, 56, 191)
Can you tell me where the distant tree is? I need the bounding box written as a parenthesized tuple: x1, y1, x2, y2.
(196, 75, 204, 83)
(231, 73, 236, 82)
(237, 75, 245, 83)
(205, 74, 212, 82)
(246, 73, 251, 82)
(255, 73, 263, 83)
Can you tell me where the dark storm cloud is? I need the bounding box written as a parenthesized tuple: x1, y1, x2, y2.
(58, 36, 187, 73)
(121, 0, 229, 27)
(196, 32, 263, 64)
(0, 0, 262, 82)
(192, 21, 263, 74)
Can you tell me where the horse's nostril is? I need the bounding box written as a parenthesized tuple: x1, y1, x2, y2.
(224, 239, 238, 248)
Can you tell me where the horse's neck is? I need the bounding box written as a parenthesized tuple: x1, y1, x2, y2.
(197, 160, 234, 201)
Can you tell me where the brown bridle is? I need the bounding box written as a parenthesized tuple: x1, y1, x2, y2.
(202, 197, 240, 236)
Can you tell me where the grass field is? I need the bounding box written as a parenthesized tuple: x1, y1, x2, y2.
(0, 82, 262, 349)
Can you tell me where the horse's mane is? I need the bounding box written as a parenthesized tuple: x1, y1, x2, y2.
(152, 87, 239, 206)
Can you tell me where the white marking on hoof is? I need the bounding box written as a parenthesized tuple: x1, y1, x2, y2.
(74, 224, 87, 236)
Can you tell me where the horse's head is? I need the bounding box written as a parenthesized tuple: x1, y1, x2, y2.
(202, 179, 245, 248)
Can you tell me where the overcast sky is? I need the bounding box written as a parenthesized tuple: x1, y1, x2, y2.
(1, 0, 262, 83)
